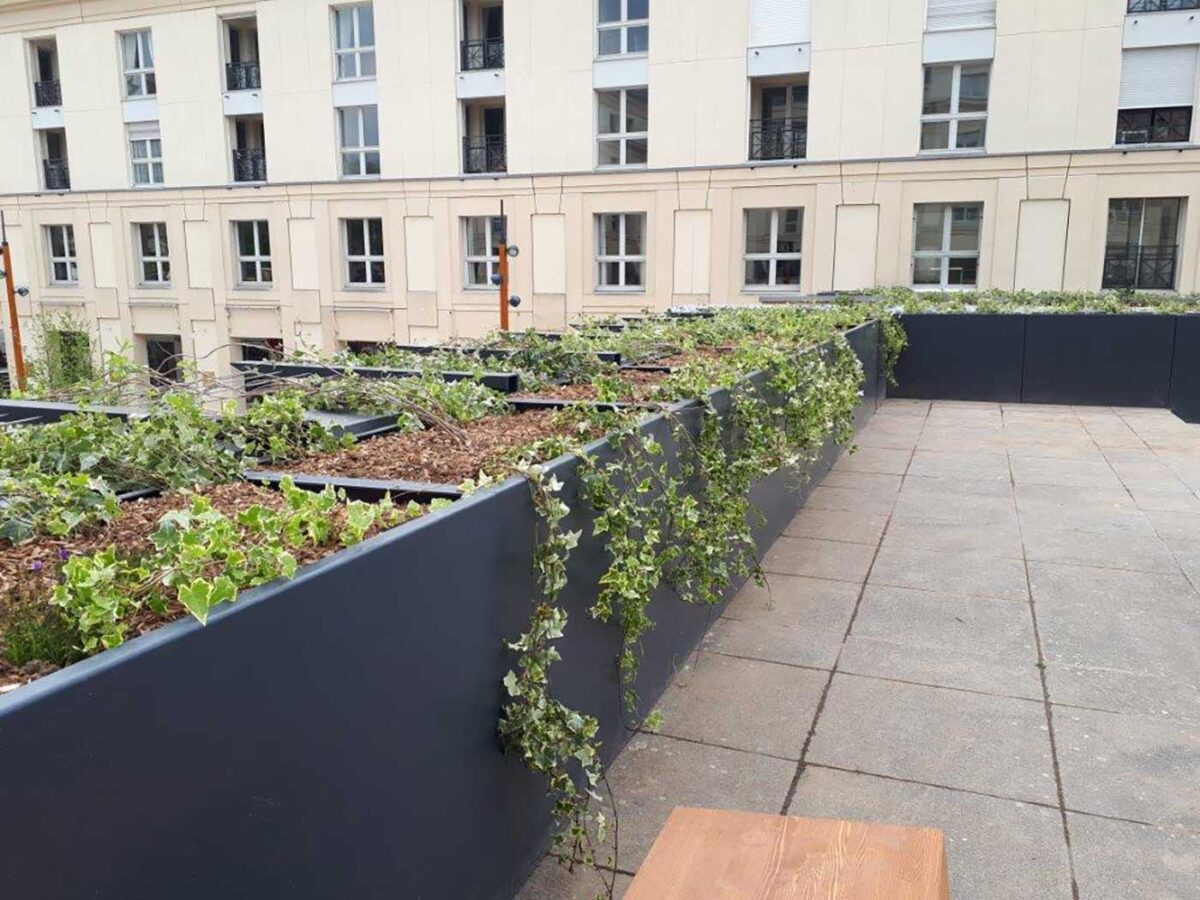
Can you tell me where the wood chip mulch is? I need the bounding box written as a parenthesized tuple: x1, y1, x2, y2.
(513, 370, 670, 404)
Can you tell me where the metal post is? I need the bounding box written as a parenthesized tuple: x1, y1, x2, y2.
(1, 211, 27, 391)
(498, 200, 510, 332)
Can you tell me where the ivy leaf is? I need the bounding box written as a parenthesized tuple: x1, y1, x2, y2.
(177, 579, 213, 625)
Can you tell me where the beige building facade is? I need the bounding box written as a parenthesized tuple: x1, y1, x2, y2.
(0, 0, 1198, 377)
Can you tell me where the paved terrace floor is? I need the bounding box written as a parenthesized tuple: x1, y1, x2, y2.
(520, 400, 1200, 900)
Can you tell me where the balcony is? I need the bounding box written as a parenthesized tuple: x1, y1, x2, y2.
(1103, 243, 1178, 290)
(43, 159, 70, 191)
(34, 79, 61, 107)
(1116, 106, 1193, 144)
(1128, 0, 1200, 11)
(232, 147, 267, 183)
(463, 135, 506, 174)
(749, 118, 807, 161)
(461, 37, 504, 71)
(226, 60, 261, 92)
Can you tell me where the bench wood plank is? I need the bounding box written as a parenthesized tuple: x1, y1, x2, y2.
(625, 807, 951, 900)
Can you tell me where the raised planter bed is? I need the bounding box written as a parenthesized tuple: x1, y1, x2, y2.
(231, 360, 521, 394)
(890, 313, 1026, 403)
(0, 322, 884, 900)
(0, 397, 137, 424)
(1170, 315, 1200, 423)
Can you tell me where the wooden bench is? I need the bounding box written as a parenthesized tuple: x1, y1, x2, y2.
(625, 807, 951, 899)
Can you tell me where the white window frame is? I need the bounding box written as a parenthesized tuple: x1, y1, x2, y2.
(120, 29, 155, 98)
(332, 3, 376, 81)
(462, 215, 506, 289)
(338, 105, 381, 178)
(597, 0, 648, 57)
(597, 88, 648, 168)
(135, 222, 171, 286)
(920, 62, 989, 153)
(343, 217, 386, 288)
(595, 212, 646, 292)
(743, 208, 803, 292)
(45, 224, 78, 285)
(234, 220, 272, 286)
(129, 123, 164, 186)
(912, 203, 983, 290)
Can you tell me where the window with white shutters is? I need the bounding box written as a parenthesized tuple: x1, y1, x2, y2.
(749, 0, 811, 48)
(926, 0, 996, 32)
(1117, 47, 1197, 144)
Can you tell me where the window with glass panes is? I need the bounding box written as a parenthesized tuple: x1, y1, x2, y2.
(333, 4, 376, 80)
(136, 223, 170, 285)
(744, 208, 803, 290)
(144, 334, 182, 385)
(596, 213, 646, 290)
(339, 105, 381, 177)
(343, 218, 385, 286)
(920, 62, 989, 151)
(121, 30, 156, 97)
(129, 125, 164, 185)
(1103, 197, 1183, 290)
(912, 203, 983, 288)
(598, 0, 648, 55)
(597, 88, 648, 167)
(463, 216, 506, 288)
(234, 221, 272, 285)
(45, 224, 78, 284)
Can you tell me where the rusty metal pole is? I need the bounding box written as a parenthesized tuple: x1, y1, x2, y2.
(1, 211, 27, 391)
(497, 200, 510, 332)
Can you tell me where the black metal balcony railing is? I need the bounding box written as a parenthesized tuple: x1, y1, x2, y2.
(749, 118, 808, 161)
(226, 60, 262, 92)
(232, 147, 267, 182)
(1117, 106, 1193, 144)
(1102, 243, 1178, 290)
(461, 38, 505, 71)
(463, 135, 507, 174)
(34, 79, 61, 107)
(43, 159, 70, 191)
(1128, 0, 1200, 12)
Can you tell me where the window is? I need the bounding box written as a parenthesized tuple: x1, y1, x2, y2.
(1103, 198, 1183, 290)
(596, 213, 645, 291)
(912, 203, 982, 289)
(339, 105, 381, 177)
(743, 208, 803, 290)
(144, 335, 182, 385)
(121, 30, 155, 97)
(235, 221, 272, 285)
(45, 225, 78, 284)
(343, 218, 385, 286)
(597, 88, 648, 167)
(135, 223, 170, 285)
(333, 4, 376, 80)
(463, 216, 506, 288)
(598, 0, 648, 56)
(926, 0, 995, 31)
(921, 63, 989, 152)
(1128, 1, 1200, 12)
(129, 124, 164, 186)
(1117, 47, 1197, 145)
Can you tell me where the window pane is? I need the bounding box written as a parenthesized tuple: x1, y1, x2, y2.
(240, 260, 258, 282)
(149, 139, 161, 157)
(358, 5, 375, 45)
(260, 261, 272, 283)
(468, 261, 489, 286)
(775, 258, 801, 286)
(955, 118, 986, 149)
(624, 214, 644, 254)
(947, 256, 978, 286)
(126, 75, 142, 97)
(777, 209, 803, 253)
(145, 72, 156, 95)
(625, 89, 648, 132)
(913, 257, 942, 285)
(335, 9, 354, 49)
(133, 163, 150, 185)
(346, 220, 365, 256)
(598, 139, 622, 166)
(122, 33, 138, 68)
(339, 109, 357, 149)
(745, 259, 770, 286)
(370, 261, 386, 283)
(490, 216, 506, 252)
(914, 205, 945, 252)
(342, 152, 362, 177)
(745, 209, 772, 254)
(597, 91, 621, 134)
(142, 261, 157, 283)
(1143, 198, 1181, 247)
(64, 226, 75, 256)
(236, 223, 254, 256)
(142, 33, 154, 67)
(258, 223, 271, 256)
(365, 151, 381, 175)
(628, 0, 649, 19)
(362, 106, 379, 145)
(49, 227, 64, 256)
(348, 260, 367, 283)
(599, 261, 620, 286)
(360, 51, 376, 78)
(625, 138, 648, 164)
(368, 218, 383, 251)
(1106, 199, 1140, 246)
(152, 162, 164, 183)
(597, 28, 622, 55)
(466, 218, 486, 256)
(626, 25, 649, 53)
(598, 0, 622, 23)
(624, 261, 643, 287)
(131, 140, 147, 159)
(161, 261, 170, 282)
(922, 65, 953, 115)
(337, 54, 357, 79)
(920, 121, 950, 151)
(601, 214, 621, 255)
(139, 225, 155, 256)
(157, 226, 169, 256)
(949, 206, 981, 251)
(958, 64, 990, 113)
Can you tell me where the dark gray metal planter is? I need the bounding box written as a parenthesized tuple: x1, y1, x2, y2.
(232, 360, 521, 394)
(1170, 315, 1200, 423)
(891, 313, 1026, 402)
(0, 323, 883, 900)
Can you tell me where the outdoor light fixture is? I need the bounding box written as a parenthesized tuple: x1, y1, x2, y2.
(509, 294, 521, 308)
(506, 245, 520, 258)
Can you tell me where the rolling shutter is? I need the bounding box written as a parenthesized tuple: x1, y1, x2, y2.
(926, 0, 996, 31)
(749, 0, 811, 48)
(1119, 46, 1199, 109)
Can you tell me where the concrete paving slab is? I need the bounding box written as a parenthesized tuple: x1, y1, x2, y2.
(1067, 812, 1200, 900)
(1046, 662, 1200, 722)
(807, 675, 1057, 804)
(782, 506, 889, 545)
(869, 543, 1029, 600)
(907, 449, 1012, 480)
(722, 573, 861, 626)
(1021, 526, 1180, 574)
(802, 484, 897, 516)
(830, 445, 913, 475)
(761, 535, 878, 583)
(820, 470, 904, 499)
(880, 517, 1023, 558)
(517, 859, 632, 900)
(1028, 561, 1200, 621)
(788, 767, 1073, 900)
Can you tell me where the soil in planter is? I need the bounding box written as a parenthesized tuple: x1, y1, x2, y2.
(274, 409, 609, 484)
(0, 482, 424, 693)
